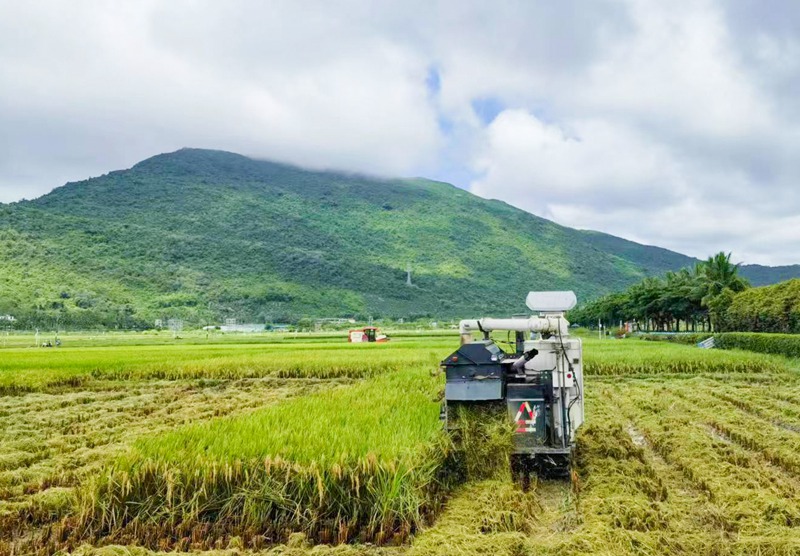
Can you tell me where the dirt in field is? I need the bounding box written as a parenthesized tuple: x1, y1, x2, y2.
(0, 377, 350, 553)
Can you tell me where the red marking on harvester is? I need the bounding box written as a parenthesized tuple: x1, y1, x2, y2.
(514, 401, 539, 433)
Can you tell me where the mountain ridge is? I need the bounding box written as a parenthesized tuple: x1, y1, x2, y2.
(0, 148, 796, 328)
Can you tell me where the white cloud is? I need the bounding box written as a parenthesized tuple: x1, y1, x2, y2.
(465, 0, 800, 266)
(578, 0, 771, 138)
(1, 0, 800, 265)
(470, 105, 800, 265)
(0, 1, 441, 200)
(471, 112, 684, 213)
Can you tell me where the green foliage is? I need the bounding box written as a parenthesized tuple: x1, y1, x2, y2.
(700, 252, 750, 298)
(598, 272, 800, 335)
(570, 252, 750, 332)
(0, 148, 732, 328)
(696, 252, 748, 330)
(714, 332, 800, 358)
(636, 331, 800, 360)
(705, 287, 736, 331)
(724, 279, 800, 333)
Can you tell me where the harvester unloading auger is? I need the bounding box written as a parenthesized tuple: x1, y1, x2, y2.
(441, 291, 583, 481)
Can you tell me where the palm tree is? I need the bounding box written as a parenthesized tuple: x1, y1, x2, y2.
(699, 252, 749, 330)
(569, 252, 750, 333)
(700, 252, 749, 299)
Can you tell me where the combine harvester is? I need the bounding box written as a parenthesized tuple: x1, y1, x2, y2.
(348, 326, 389, 343)
(441, 291, 583, 482)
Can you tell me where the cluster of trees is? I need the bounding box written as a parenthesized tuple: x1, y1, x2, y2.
(569, 252, 749, 332)
(724, 278, 800, 333)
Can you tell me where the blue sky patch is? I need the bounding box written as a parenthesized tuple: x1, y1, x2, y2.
(425, 66, 441, 96)
(471, 96, 505, 125)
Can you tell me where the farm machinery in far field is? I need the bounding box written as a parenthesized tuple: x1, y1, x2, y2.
(440, 291, 584, 481)
(348, 326, 389, 343)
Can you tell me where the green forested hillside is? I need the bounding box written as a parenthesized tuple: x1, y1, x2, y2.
(0, 148, 795, 328)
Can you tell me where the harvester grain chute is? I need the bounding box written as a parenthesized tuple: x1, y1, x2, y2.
(441, 291, 583, 481)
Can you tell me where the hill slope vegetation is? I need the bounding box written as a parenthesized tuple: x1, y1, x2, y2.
(0, 148, 795, 328)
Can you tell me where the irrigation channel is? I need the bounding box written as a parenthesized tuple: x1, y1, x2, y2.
(2, 333, 800, 555)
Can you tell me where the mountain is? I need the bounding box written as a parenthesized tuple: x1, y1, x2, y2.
(738, 264, 800, 287)
(0, 148, 796, 328)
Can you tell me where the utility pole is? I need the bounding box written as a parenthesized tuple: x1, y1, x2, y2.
(406, 262, 412, 286)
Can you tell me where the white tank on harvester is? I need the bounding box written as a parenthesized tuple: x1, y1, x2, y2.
(441, 291, 584, 480)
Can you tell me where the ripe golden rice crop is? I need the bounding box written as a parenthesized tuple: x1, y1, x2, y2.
(584, 339, 788, 376)
(0, 339, 448, 394)
(74, 367, 454, 547)
(7, 332, 800, 556)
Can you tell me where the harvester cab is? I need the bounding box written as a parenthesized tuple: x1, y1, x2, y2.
(348, 326, 389, 343)
(441, 291, 583, 480)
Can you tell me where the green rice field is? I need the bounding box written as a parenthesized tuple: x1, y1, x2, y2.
(3, 331, 800, 555)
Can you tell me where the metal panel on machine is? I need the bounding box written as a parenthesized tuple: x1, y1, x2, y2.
(442, 290, 584, 479)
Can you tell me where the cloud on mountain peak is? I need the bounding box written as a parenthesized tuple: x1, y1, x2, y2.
(1, 0, 799, 264)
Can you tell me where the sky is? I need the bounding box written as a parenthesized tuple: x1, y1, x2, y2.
(1, 1, 799, 265)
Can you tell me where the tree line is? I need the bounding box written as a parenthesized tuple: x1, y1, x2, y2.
(724, 278, 800, 333)
(569, 252, 749, 332)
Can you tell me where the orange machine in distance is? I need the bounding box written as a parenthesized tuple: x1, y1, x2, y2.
(347, 326, 389, 343)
